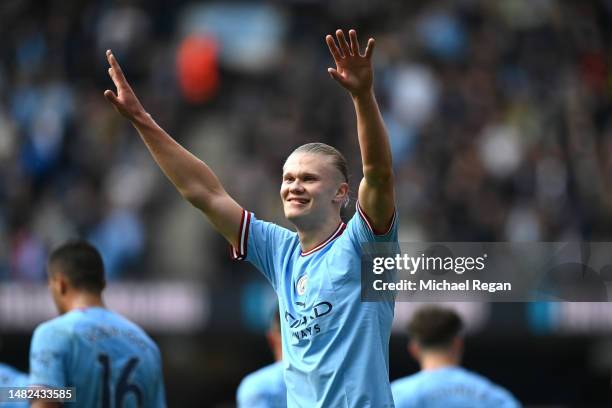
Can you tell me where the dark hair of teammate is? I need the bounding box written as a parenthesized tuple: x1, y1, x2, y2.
(48, 240, 106, 293)
(407, 306, 463, 350)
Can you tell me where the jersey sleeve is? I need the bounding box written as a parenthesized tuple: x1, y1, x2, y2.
(29, 322, 71, 388)
(230, 209, 295, 290)
(345, 202, 398, 246)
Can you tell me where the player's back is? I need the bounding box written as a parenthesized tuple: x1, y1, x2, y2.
(391, 366, 520, 408)
(30, 307, 166, 408)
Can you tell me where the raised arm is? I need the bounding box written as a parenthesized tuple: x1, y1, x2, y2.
(326, 30, 395, 233)
(103, 50, 242, 247)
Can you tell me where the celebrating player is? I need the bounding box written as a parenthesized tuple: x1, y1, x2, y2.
(28, 240, 166, 408)
(105, 28, 396, 407)
(391, 305, 521, 407)
(236, 311, 286, 408)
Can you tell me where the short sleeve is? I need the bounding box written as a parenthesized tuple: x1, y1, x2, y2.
(345, 202, 398, 245)
(230, 210, 296, 290)
(29, 322, 70, 388)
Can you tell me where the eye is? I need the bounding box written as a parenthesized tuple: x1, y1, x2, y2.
(303, 175, 317, 182)
(283, 176, 294, 183)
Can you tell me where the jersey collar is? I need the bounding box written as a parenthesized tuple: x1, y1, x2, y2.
(300, 222, 346, 256)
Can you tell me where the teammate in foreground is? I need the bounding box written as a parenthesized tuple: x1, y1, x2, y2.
(391, 306, 521, 408)
(236, 311, 286, 408)
(0, 363, 28, 408)
(28, 240, 166, 408)
(105, 28, 397, 407)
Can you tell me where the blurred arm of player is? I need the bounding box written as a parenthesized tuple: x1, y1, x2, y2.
(326, 29, 395, 232)
(32, 401, 61, 408)
(103, 50, 242, 248)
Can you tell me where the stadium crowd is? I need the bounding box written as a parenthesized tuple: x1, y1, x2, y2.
(1, 0, 611, 286)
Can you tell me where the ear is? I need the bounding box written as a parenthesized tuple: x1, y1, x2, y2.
(333, 182, 349, 205)
(59, 275, 69, 295)
(452, 336, 463, 355)
(408, 340, 420, 361)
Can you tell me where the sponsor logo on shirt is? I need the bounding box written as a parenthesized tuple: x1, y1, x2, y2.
(285, 301, 333, 341)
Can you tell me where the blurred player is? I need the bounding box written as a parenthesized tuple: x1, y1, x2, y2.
(0, 363, 28, 408)
(105, 28, 397, 407)
(236, 311, 286, 408)
(28, 240, 166, 408)
(391, 305, 521, 408)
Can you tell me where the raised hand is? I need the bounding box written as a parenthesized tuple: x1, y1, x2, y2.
(103, 50, 146, 121)
(326, 29, 375, 97)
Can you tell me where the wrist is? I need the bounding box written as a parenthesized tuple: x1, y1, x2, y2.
(351, 88, 375, 103)
(132, 110, 152, 127)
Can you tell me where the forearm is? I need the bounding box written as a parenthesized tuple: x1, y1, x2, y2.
(352, 89, 393, 184)
(131, 111, 226, 211)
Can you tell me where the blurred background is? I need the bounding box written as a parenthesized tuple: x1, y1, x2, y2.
(1, 0, 612, 406)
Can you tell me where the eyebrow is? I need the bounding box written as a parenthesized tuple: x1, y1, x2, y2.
(282, 171, 320, 178)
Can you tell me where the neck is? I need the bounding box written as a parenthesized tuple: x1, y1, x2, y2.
(296, 214, 343, 253)
(420, 352, 459, 371)
(66, 292, 105, 312)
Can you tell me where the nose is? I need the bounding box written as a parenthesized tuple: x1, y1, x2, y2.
(288, 180, 305, 194)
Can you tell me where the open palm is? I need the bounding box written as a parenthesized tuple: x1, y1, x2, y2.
(326, 29, 375, 97)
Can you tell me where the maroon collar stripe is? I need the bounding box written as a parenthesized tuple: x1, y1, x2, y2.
(301, 222, 346, 256)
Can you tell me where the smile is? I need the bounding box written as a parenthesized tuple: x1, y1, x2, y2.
(287, 198, 310, 204)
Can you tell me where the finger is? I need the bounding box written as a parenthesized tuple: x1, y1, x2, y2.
(364, 38, 375, 59)
(349, 29, 360, 56)
(326, 35, 343, 61)
(106, 50, 129, 86)
(327, 68, 344, 83)
(103, 89, 119, 106)
(336, 29, 352, 56)
(108, 67, 122, 90)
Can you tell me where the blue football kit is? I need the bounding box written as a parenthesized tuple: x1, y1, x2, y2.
(232, 203, 398, 407)
(391, 366, 521, 408)
(237, 361, 286, 408)
(0, 363, 29, 408)
(29, 307, 166, 407)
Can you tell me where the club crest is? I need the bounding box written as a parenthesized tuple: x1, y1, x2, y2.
(297, 275, 308, 296)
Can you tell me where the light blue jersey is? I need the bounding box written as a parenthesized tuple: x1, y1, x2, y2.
(232, 203, 397, 408)
(391, 366, 521, 408)
(0, 363, 28, 408)
(29, 307, 166, 408)
(237, 361, 286, 408)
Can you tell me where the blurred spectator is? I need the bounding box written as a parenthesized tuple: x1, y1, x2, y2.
(1, 0, 612, 284)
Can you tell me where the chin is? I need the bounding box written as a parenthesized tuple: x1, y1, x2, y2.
(284, 208, 309, 224)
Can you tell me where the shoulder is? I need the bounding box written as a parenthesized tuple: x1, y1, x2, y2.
(0, 364, 28, 386)
(391, 373, 422, 395)
(237, 362, 284, 401)
(454, 368, 520, 406)
(344, 202, 398, 244)
(391, 374, 423, 406)
(32, 313, 78, 343)
(104, 310, 161, 353)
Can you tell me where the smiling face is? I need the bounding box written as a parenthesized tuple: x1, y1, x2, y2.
(281, 152, 348, 229)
